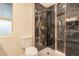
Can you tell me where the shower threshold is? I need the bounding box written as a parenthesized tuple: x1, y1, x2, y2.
(38, 47, 65, 56)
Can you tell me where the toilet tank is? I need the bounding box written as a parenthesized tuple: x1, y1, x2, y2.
(21, 36, 33, 48)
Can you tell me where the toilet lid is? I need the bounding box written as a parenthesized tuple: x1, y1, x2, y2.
(25, 47, 38, 56)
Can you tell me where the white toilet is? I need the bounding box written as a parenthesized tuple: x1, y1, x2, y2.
(21, 36, 38, 56)
(25, 47, 38, 56)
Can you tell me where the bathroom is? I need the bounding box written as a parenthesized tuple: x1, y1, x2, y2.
(0, 3, 79, 56)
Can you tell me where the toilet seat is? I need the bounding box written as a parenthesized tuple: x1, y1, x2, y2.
(25, 47, 38, 56)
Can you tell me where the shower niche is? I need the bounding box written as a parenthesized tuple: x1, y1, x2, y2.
(35, 3, 79, 56)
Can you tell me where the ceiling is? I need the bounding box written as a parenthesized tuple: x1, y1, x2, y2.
(40, 3, 54, 8)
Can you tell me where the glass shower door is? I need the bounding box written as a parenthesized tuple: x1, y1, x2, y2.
(57, 3, 66, 53)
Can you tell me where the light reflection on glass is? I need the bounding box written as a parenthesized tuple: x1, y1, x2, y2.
(0, 20, 12, 36)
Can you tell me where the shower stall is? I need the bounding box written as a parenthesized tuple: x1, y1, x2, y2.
(35, 3, 55, 50)
(35, 3, 79, 56)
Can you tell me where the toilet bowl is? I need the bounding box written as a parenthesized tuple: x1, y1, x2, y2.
(25, 47, 38, 56)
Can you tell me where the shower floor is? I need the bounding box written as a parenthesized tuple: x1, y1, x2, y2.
(38, 47, 65, 56)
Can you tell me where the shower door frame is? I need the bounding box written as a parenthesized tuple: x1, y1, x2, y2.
(55, 3, 67, 55)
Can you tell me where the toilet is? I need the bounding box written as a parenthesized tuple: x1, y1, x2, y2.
(25, 47, 38, 56)
(21, 36, 38, 56)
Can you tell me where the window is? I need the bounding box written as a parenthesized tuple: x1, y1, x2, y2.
(0, 3, 12, 36)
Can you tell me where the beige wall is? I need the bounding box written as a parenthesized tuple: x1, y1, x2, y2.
(13, 3, 35, 47)
(0, 3, 34, 56)
(0, 36, 24, 56)
(13, 3, 34, 37)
